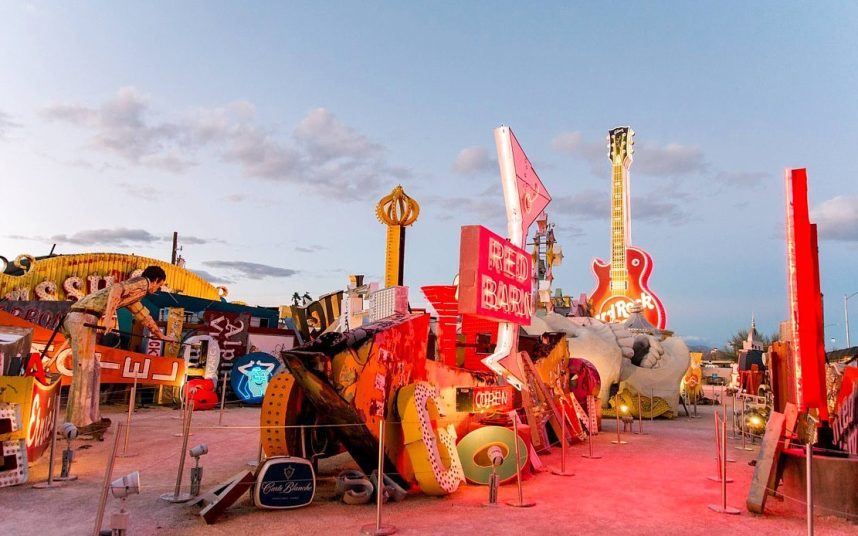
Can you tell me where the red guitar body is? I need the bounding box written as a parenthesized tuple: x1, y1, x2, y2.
(590, 246, 666, 329)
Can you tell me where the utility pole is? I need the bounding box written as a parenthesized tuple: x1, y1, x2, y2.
(846, 292, 858, 348)
(171, 232, 178, 265)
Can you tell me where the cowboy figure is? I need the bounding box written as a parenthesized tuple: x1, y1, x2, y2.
(62, 265, 168, 430)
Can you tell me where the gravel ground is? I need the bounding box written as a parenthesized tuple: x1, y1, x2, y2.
(1, 394, 854, 535)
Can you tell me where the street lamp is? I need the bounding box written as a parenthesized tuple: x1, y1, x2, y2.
(846, 292, 858, 349)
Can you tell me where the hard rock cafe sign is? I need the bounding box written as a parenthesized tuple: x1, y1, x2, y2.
(589, 127, 667, 329)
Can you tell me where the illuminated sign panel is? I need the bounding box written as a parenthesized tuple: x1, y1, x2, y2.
(458, 225, 532, 325)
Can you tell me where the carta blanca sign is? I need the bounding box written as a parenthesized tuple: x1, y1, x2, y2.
(253, 456, 315, 509)
(458, 225, 532, 325)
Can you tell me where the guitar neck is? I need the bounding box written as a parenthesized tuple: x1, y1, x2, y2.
(610, 162, 630, 292)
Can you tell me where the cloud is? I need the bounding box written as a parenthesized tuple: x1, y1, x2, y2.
(551, 131, 605, 173)
(41, 87, 193, 172)
(812, 195, 858, 242)
(552, 188, 687, 224)
(710, 170, 770, 187)
(223, 193, 247, 203)
(117, 182, 161, 201)
(634, 143, 706, 177)
(294, 107, 382, 160)
(632, 194, 689, 223)
(295, 245, 326, 253)
(0, 111, 21, 140)
(190, 269, 235, 285)
(552, 190, 608, 220)
(202, 260, 298, 279)
(42, 90, 401, 200)
(180, 235, 224, 245)
(452, 146, 496, 175)
(552, 130, 707, 179)
(50, 228, 162, 246)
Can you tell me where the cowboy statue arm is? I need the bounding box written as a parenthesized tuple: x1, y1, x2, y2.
(127, 301, 166, 339)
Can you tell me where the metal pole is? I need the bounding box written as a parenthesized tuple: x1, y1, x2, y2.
(736, 395, 753, 451)
(217, 373, 228, 426)
(161, 399, 194, 502)
(582, 395, 602, 459)
(845, 293, 852, 349)
(506, 411, 535, 507)
(637, 392, 644, 434)
(92, 423, 123, 536)
(552, 399, 574, 476)
(723, 398, 735, 463)
(118, 376, 138, 457)
(806, 442, 814, 536)
(32, 392, 62, 489)
(650, 389, 654, 424)
(611, 395, 627, 444)
(707, 417, 740, 514)
(360, 418, 396, 534)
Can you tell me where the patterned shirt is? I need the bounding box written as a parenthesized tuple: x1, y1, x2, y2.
(71, 276, 162, 336)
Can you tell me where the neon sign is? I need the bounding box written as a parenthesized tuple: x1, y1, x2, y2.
(458, 225, 532, 325)
(230, 352, 281, 404)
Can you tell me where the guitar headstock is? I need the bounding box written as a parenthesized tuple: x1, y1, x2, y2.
(607, 126, 634, 167)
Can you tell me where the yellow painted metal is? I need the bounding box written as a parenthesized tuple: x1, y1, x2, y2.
(0, 253, 223, 301)
(376, 185, 419, 288)
(397, 381, 464, 495)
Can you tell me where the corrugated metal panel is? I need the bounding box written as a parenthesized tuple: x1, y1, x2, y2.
(0, 253, 222, 301)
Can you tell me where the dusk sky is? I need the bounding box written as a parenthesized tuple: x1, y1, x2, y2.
(1, 2, 856, 349)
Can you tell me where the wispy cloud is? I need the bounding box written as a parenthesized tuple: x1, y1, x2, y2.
(190, 269, 235, 285)
(50, 228, 162, 246)
(0, 111, 21, 140)
(552, 188, 688, 224)
(41, 88, 403, 200)
(452, 146, 496, 175)
(9, 228, 224, 248)
(202, 260, 299, 279)
(812, 195, 858, 242)
(295, 245, 326, 253)
(117, 182, 162, 201)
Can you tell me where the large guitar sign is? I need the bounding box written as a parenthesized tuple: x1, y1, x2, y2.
(589, 127, 666, 329)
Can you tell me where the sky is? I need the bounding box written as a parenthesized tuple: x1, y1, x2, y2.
(1, 2, 857, 349)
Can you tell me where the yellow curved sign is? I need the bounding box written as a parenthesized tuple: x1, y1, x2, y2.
(1, 253, 222, 301)
(397, 381, 464, 495)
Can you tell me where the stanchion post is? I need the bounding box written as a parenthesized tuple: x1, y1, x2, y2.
(160, 399, 195, 503)
(552, 399, 574, 476)
(637, 392, 644, 435)
(708, 416, 740, 514)
(736, 395, 753, 451)
(118, 375, 139, 458)
(32, 393, 62, 489)
(217, 373, 228, 426)
(360, 418, 396, 534)
(92, 423, 123, 536)
(650, 389, 654, 423)
(506, 411, 535, 507)
(582, 395, 602, 459)
(806, 442, 814, 536)
(611, 395, 627, 445)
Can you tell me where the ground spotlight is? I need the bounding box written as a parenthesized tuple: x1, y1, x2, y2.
(56, 423, 78, 481)
(105, 471, 140, 536)
(189, 444, 208, 496)
(110, 471, 141, 499)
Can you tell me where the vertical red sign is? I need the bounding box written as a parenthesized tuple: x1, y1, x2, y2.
(785, 168, 826, 417)
(458, 225, 532, 325)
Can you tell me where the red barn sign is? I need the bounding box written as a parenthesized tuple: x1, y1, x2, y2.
(458, 225, 532, 325)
